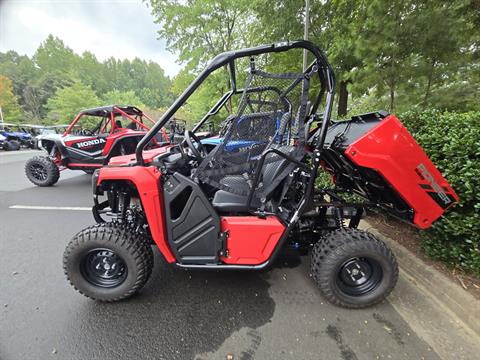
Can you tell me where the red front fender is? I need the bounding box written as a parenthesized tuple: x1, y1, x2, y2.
(96, 166, 176, 263)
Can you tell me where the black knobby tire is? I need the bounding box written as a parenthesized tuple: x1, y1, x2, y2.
(5, 140, 20, 151)
(25, 155, 60, 186)
(63, 223, 154, 302)
(123, 223, 154, 281)
(311, 228, 398, 309)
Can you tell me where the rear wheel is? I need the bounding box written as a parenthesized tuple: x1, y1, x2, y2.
(5, 140, 20, 151)
(63, 223, 154, 302)
(311, 228, 398, 308)
(25, 156, 60, 186)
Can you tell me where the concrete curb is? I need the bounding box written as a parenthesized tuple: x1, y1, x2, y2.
(359, 220, 480, 336)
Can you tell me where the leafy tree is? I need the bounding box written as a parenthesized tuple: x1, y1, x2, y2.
(137, 87, 172, 109)
(141, 61, 171, 107)
(102, 90, 146, 108)
(46, 82, 101, 124)
(353, 0, 416, 112)
(34, 35, 79, 75)
(100, 57, 171, 108)
(311, 0, 366, 116)
(251, 0, 365, 116)
(0, 51, 38, 108)
(0, 75, 22, 122)
(0, 33, 173, 123)
(249, 0, 303, 44)
(411, 2, 465, 106)
(22, 85, 43, 122)
(77, 51, 109, 95)
(149, 0, 251, 71)
(349, 0, 477, 113)
(0, 36, 78, 121)
(149, 0, 252, 116)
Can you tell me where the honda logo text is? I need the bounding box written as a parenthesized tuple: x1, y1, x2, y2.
(76, 138, 106, 148)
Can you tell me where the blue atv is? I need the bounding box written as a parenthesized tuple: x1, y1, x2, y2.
(0, 123, 35, 149)
(0, 128, 20, 151)
(0, 133, 9, 150)
(201, 111, 286, 154)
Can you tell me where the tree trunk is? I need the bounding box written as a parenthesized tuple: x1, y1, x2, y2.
(337, 80, 349, 117)
(389, 88, 395, 112)
(423, 59, 436, 108)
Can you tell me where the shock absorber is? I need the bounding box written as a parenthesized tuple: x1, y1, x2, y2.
(106, 188, 130, 222)
(334, 207, 346, 229)
(118, 191, 130, 221)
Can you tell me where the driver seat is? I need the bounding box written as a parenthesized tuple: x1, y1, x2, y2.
(211, 145, 299, 213)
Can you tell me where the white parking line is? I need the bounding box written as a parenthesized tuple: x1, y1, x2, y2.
(9, 205, 91, 211)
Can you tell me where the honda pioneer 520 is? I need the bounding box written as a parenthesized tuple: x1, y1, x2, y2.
(25, 105, 167, 186)
(63, 41, 458, 308)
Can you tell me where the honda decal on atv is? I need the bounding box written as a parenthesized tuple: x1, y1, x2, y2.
(74, 138, 107, 149)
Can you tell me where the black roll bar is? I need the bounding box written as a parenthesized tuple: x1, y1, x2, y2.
(191, 84, 293, 133)
(135, 40, 336, 165)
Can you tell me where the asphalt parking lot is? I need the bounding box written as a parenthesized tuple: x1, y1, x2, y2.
(0, 150, 478, 360)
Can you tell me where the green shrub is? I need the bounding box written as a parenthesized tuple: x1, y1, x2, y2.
(400, 110, 480, 276)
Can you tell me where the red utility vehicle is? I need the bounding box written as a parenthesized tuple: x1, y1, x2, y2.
(25, 105, 168, 186)
(63, 42, 457, 308)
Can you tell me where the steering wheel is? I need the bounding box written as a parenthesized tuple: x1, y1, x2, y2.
(183, 130, 206, 161)
(81, 129, 93, 136)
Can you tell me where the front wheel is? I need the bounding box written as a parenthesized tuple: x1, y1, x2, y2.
(25, 156, 60, 186)
(63, 223, 154, 302)
(311, 228, 398, 308)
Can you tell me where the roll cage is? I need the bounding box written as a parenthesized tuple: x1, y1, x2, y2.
(132, 40, 335, 230)
(136, 40, 336, 164)
(64, 105, 158, 137)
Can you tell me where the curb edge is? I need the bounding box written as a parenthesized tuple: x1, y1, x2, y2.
(359, 220, 480, 336)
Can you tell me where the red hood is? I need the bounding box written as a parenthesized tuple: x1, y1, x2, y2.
(108, 145, 173, 166)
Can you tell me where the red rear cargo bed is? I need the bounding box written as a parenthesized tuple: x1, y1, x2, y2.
(345, 115, 458, 229)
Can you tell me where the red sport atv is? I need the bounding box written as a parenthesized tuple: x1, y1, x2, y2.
(25, 105, 168, 186)
(63, 41, 458, 308)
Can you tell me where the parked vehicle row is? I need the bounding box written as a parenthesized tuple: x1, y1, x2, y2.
(0, 123, 31, 151)
(0, 123, 66, 151)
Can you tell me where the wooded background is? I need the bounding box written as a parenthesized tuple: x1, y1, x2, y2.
(1, 0, 479, 124)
